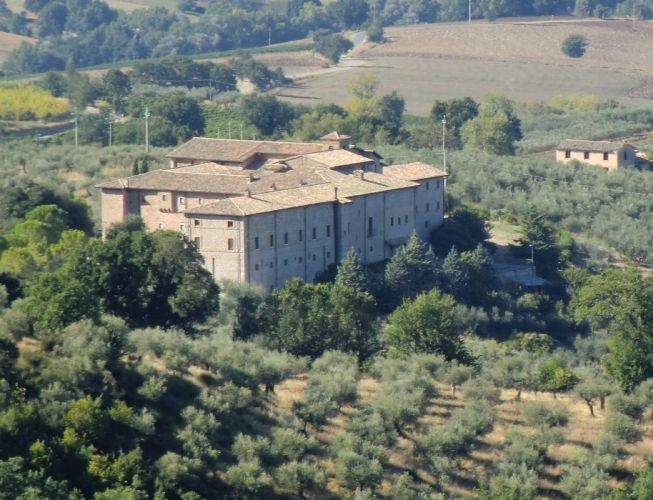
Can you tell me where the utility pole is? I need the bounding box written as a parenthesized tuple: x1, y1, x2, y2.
(73, 107, 79, 147)
(144, 106, 150, 153)
(441, 114, 447, 176)
(106, 113, 116, 147)
(240, 122, 243, 140)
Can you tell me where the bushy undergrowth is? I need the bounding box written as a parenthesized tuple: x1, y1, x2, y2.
(517, 105, 653, 153)
(379, 144, 653, 264)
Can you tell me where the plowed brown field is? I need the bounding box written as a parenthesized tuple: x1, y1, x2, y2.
(276, 18, 653, 115)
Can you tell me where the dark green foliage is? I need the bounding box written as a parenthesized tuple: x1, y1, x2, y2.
(571, 269, 653, 391)
(0, 178, 92, 235)
(562, 34, 588, 58)
(431, 97, 479, 149)
(240, 94, 295, 137)
(442, 245, 495, 304)
(537, 357, 578, 396)
(313, 33, 353, 64)
(462, 94, 522, 155)
(384, 289, 470, 363)
(377, 91, 406, 143)
(335, 248, 372, 294)
(232, 296, 261, 341)
(430, 206, 491, 256)
(517, 205, 560, 276)
(230, 55, 288, 91)
(366, 21, 384, 43)
(260, 279, 378, 360)
(27, 229, 219, 332)
(384, 233, 439, 301)
(102, 70, 131, 112)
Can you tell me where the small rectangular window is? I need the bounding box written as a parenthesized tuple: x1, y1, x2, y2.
(283, 259, 288, 266)
(326, 225, 331, 237)
(312, 227, 317, 239)
(193, 237, 201, 249)
(369, 246, 373, 252)
(312, 254, 316, 261)
(584, 151, 590, 160)
(269, 234, 274, 247)
(603, 152, 609, 161)
(426, 181, 430, 190)
(254, 237, 259, 249)
(327, 251, 331, 258)
(299, 229, 303, 242)
(390, 217, 394, 226)
(158, 223, 163, 229)
(437, 201, 441, 210)
(404, 215, 408, 224)
(398, 216, 401, 226)
(162, 194, 167, 201)
(255, 264, 259, 271)
(368, 217, 373, 237)
(227, 220, 234, 228)
(299, 256, 303, 263)
(436, 180, 441, 189)
(284, 232, 288, 244)
(270, 262, 274, 269)
(565, 150, 571, 159)
(179, 224, 185, 232)
(178, 196, 185, 205)
(198, 198, 203, 205)
(425, 221, 429, 228)
(194, 219, 200, 226)
(623, 151, 628, 160)
(227, 238, 234, 250)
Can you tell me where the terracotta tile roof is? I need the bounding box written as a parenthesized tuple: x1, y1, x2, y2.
(298, 149, 373, 169)
(189, 184, 342, 216)
(96, 164, 329, 196)
(313, 169, 418, 198)
(556, 139, 631, 153)
(96, 169, 251, 194)
(382, 162, 447, 180)
(166, 137, 328, 162)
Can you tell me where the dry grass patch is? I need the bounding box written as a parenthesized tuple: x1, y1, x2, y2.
(0, 32, 35, 65)
(273, 373, 308, 413)
(278, 18, 653, 114)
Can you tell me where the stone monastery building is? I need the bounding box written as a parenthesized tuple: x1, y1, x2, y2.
(98, 132, 446, 290)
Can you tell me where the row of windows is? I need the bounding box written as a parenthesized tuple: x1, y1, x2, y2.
(254, 226, 332, 249)
(252, 251, 334, 271)
(565, 151, 629, 161)
(424, 180, 441, 190)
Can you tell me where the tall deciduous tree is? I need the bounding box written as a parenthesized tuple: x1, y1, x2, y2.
(383, 288, 469, 362)
(461, 93, 522, 155)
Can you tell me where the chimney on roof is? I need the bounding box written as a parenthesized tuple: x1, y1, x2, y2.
(354, 170, 365, 180)
(334, 186, 339, 200)
(245, 188, 251, 198)
(270, 182, 276, 191)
